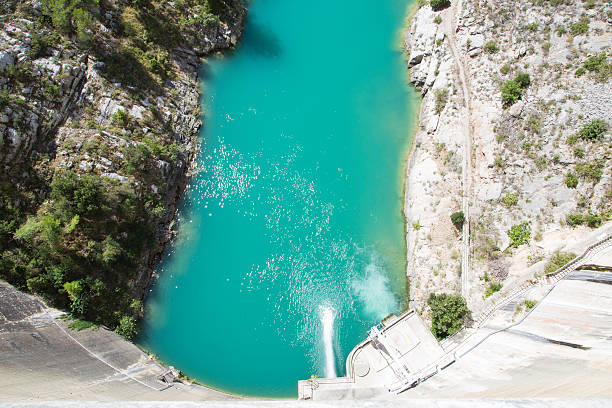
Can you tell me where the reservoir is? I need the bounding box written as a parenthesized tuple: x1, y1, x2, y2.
(140, 0, 418, 398)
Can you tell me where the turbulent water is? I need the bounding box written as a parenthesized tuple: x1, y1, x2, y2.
(139, 0, 418, 398)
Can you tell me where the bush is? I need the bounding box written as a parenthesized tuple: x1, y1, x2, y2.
(0, 89, 9, 108)
(577, 119, 607, 140)
(430, 0, 451, 11)
(450, 211, 464, 227)
(570, 16, 589, 36)
(434, 15, 442, 24)
(501, 79, 522, 107)
(501, 192, 518, 207)
(544, 251, 576, 274)
(500, 64, 511, 75)
(427, 293, 471, 340)
(514, 73, 531, 88)
(434, 88, 449, 114)
(524, 299, 537, 309)
(575, 161, 604, 183)
(485, 282, 502, 298)
(565, 171, 578, 188)
(566, 213, 584, 227)
(115, 315, 138, 339)
(575, 67, 586, 77)
(556, 25, 567, 36)
(585, 213, 602, 228)
(483, 41, 499, 54)
(583, 53, 607, 72)
(507, 222, 530, 247)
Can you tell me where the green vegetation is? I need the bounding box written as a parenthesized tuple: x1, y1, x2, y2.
(501, 73, 530, 107)
(485, 282, 502, 298)
(483, 41, 499, 54)
(507, 222, 530, 247)
(41, 0, 96, 43)
(67, 318, 99, 331)
(575, 160, 605, 183)
(427, 293, 471, 340)
(430, 0, 451, 11)
(413, 221, 422, 231)
(2, 170, 161, 334)
(434, 15, 442, 24)
(434, 88, 449, 114)
(115, 315, 138, 340)
(501, 192, 518, 207)
(570, 15, 589, 36)
(577, 119, 607, 141)
(500, 64, 511, 75)
(543, 251, 576, 274)
(566, 212, 606, 228)
(450, 211, 464, 227)
(565, 171, 578, 188)
(524, 299, 537, 309)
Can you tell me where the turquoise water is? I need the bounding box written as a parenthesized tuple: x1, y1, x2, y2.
(140, 0, 418, 398)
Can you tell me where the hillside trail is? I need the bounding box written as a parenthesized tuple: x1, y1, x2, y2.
(441, 0, 473, 302)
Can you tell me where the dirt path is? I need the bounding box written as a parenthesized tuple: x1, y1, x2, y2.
(442, 0, 473, 301)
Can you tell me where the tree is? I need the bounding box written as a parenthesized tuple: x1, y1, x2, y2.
(514, 73, 531, 88)
(450, 211, 464, 227)
(501, 79, 521, 107)
(427, 293, 471, 340)
(430, 0, 451, 11)
(507, 222, 531, 247)
(115, 315, 138, 340)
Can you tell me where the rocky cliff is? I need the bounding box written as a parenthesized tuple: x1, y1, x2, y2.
(405, 0, 611, 317)
(0, 0, 245, 334)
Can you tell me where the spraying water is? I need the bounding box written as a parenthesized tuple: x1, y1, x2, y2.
(319, 305, 337, 378)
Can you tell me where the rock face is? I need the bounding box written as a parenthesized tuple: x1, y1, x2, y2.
(0, 0, 246, 325)
(405, 0, 611, 316)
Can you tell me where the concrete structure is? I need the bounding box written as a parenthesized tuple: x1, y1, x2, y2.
(300, 234, 612, 400)
(0, 281, 236, 402)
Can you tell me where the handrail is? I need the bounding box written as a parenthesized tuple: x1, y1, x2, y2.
(390, 232, 612, 394)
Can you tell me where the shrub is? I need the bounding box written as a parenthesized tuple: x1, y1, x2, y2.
(585, 213, 602, 228)
(577, 119, 607, 140)
(427, 293, 471, 340)
(484, 41, 499, 54)
(556, 25, 567, 36)
(565, 171, 578, 188)
(115, 315, 138, 339)
(575, 67, 586, 77)
(566, 213, 584, 227)
(575, 161, 604, 183)
(485, 282, 502, 298)
(501, 80, 522, 107)
(583, 53, 607, 72)
(514, 73, 531, 88)
(526, 22, 538, 32)
(112, 109, 128, 126)
(0, 89, 8, 108)
(434, 88, 449, 114)
(570, 16, 589, 36)
(573, 147, 584, 158)
(501, 192, 518, 207)
(434, 15, 442, 24)
(524, 299, 537, 309)
(450, 211, 464, 226)
(544, 251, 576, 274)
(430, 0, 451, 11)
(500, 64, 511, 75)
(507, 222, 530, 247)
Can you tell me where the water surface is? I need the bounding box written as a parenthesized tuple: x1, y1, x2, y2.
(140, 0, 418, 397)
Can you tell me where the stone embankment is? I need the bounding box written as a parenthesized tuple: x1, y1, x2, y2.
(404, 0, 611, 316)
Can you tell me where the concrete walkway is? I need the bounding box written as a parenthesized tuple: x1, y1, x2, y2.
(0, 281, 237, 402)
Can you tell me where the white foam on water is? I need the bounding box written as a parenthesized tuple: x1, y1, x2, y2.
(351, 255, 398, 320)
(319, 305, 337, 378)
